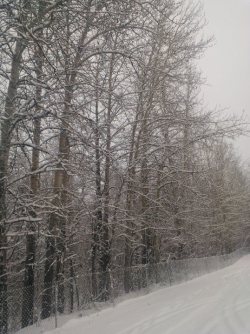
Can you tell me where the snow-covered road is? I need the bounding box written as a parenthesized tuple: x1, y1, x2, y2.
(46, 255, 250, 334)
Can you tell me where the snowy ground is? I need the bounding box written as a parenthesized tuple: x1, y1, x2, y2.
(43, 255, 250, 334)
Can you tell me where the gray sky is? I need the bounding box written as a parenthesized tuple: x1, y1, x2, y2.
(199, 0, 250, 162)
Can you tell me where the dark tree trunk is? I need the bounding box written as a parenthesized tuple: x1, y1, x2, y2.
(21, 1, 45, 326)
(22, 232, 36, 327)
(0, 37, 24, 333)
(0, 226, 8, 334)
(56, 217, 67, 314)
(91, 215, 101, 299)
(124, 91, 144, 293)
(98, 224, 111, 301)
(97, 50, 115, 302)
(69, 259, 75, 312)
(41, 83, 71, 318)
(91, 63, 102, 299)
(41, 216, 56, 319)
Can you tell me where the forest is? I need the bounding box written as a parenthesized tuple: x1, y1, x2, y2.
(0, 0, 249, 333)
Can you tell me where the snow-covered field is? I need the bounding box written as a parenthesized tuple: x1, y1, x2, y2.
(44, 255, 250, 334)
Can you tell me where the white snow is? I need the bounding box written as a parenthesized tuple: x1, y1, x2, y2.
(45, 255, 250, 334)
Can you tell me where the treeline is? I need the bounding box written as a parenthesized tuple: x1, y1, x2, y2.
(0, 0, 249, 333)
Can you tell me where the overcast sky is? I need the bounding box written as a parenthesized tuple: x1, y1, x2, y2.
(199, 0, 250, 162)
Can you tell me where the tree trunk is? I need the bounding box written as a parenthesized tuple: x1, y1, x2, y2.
(124, 86, 145, 293)
(41, 215, 57, 319)
(0, 38, 24, 334)
(41, 87, 71, 318)
(98, 50, 116, 301)
(21, 1, 45, 327)
(91, 62, 102, 299)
